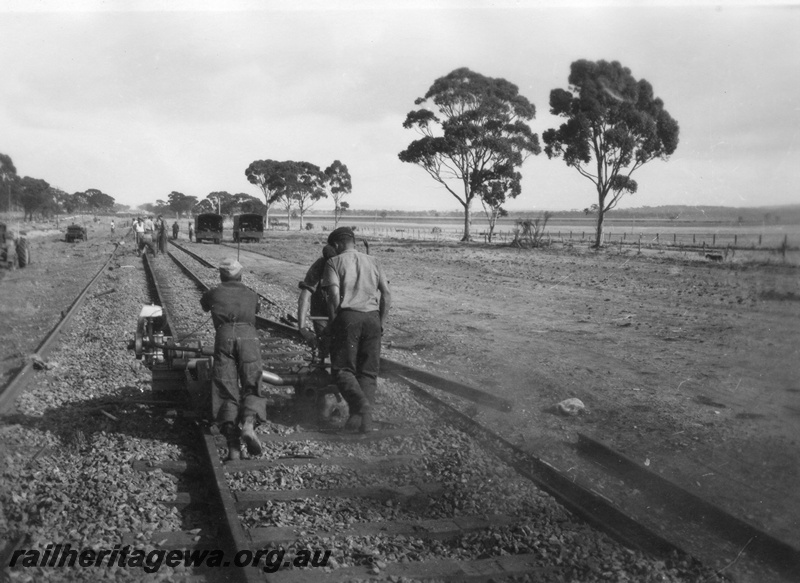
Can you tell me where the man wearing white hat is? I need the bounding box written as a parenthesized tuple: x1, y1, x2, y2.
(200, 258, 266, 461)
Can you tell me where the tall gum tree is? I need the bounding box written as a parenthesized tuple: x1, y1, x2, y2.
(399, 68, 540, 241)
(324, 160, 352, 227)
(245, 160, 289, 228)
(1, 153, 17, 213)
(543, 60, 679, 248)
(284, 161, 326, 230)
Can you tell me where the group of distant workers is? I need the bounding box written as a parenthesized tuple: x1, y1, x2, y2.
(201, 226, 392, 461)
(130, 216, 192, 256)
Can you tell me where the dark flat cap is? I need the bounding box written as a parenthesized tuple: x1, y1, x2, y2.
(327, 226, 355, 245)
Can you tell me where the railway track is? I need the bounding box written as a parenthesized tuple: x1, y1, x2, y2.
(136, 242, 714, 582)
(0, 240, 122, 411)
(0, 235, 792, 582)
(165, 239, 800, 583)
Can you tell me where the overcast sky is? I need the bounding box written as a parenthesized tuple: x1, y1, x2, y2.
(2, 0, 798, 213)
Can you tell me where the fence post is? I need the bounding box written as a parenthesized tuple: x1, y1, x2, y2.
(734, 234, 737, 246)
(673, 233, 676, 244)
(713, 234, 716, 246)
(693, 233, 696, 244)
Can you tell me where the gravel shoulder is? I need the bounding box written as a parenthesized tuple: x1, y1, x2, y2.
(206, 230, 800, 565)
(1, 223, 797, 583)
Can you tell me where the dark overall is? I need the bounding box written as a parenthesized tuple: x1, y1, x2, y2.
(200, 282, 266, 425)
(212, 322, 265, 424)
(300, 256, 332, 361)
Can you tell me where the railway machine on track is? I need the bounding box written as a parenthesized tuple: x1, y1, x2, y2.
(130, 304, 347, 425)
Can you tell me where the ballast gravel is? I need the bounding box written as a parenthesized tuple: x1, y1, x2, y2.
(1, 241, 728, 583)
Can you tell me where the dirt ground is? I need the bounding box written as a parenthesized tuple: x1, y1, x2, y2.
(214, 230, 800, 556)
(2, 221, 798, 578)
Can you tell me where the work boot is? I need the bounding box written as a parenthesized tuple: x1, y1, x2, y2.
(359, 403, 373, 434)
(222, 423, 241, 462)
(344, 414, 362, 432)
(240, 417, 263, 456)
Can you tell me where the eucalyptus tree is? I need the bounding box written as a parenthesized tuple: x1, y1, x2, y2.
(399, 68, 540, 241)
(284, 161, 326, 230)
(207, 191, 237, 217)
(543, 60, 679, 248)
(232, 193, 266, 215)
(1, 153, 17, 213)
(167, 191, 198, 218)
(19, 177, 51, 221)
(85, 188, 115, 212)
(245, 159, 289, 228)
(479, 174, 520, 242)
(323, 160, 352, 227)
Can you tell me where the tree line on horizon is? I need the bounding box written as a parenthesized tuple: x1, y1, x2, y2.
(3, 58, 679, 247)
(137, 160, 353, 230)
(399, 60, 679, 247)
(0, 154, 116, 221)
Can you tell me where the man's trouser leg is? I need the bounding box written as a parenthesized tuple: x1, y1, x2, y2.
(235, 326, 266, 455)
(234, 327, 267, 424)
(331, 311, 378, 431)
(211, 327, 241, 426)
(356, 311, 382, 405)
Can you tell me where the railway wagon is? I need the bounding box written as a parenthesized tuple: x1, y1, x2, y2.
(232, 213, 264, 242)
(194, 213, 223, 244)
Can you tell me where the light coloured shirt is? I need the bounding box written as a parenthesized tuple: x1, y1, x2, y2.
(322, 249, 384, 313)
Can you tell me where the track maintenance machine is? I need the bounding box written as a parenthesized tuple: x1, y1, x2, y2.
(129, 304, 348, 428)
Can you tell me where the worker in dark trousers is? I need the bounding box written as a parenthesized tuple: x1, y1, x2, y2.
(297, 244, 337, 365)
(200, 258, 266, 461)
(172, 221, 179, 240)
(322, 227, 391, 433)
(156, 214, 168, 254)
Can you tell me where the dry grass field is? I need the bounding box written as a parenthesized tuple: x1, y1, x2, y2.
(237, 228, 800, 556)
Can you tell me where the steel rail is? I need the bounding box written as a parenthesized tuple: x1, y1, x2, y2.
(141, 252, 263, 583)
(168, 241, 513, 411)
(0, 242, 121, 412)
(163, 238, 800, 580)
(142, 248, 572, 583)
(577, 433, 800, 580)
(392, 374, 682, 558)
(164, 238, 686, 560)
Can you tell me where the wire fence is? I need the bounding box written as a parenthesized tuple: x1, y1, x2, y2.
(356, 226, 795, 250)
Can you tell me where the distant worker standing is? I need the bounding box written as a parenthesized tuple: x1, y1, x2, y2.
(200, 258, 266, 461)
(156, 214, 168, 254)
(140, 217, 156, 257)
(110, 219, 115, 234)
(133, 217, 144, 248)
(188, 221, 194, 242)
(322, 227, 391, 432)
(172, 221, 179, 240)
(297, 244, 338, 365)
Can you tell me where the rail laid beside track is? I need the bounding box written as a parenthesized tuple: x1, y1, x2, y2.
(167, 238, 800, 583)
(1, 235, 794, 583)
